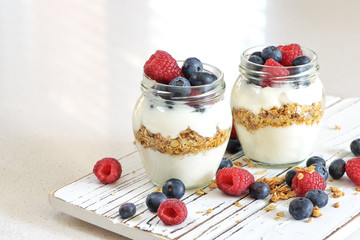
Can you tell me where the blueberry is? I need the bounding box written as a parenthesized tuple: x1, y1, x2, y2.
(217, 157, 233, 172)
(182, 57, 203, 79)
(306, 156, 326, 167)
(189, 72, 217, 86)
(305, 189, 328, 208)
(248, 55, 264, 65)
(165, 100, 174, 109)
(249, 182, 270, 200)
(119, 202, 136, 219)
(169, 77, 191, 97)
(292, 56, 311, 66)
(261, 46, 282, 62)
(291, 56, 312, 76)
(162, 178, 185, 199)
(250, 51, 262, 58)
(329, 159, 346, 179)
(312, 163, 328, 180)
(285, 169, 297, 188)
(193, 106, 206, 113)
(226, 138, 242, 154)
(146, 192, 167, 212)
(350, 139, 360, 156)
(289, 197, 314, 220)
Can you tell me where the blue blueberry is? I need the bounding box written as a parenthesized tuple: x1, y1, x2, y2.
(291, 56, 312, 77)
(292, 56, 311, 66)
(248, 55, 264, 65)
(146, 192, 167, 212)
(165, 100, 174, 109)
(329, 159, 346, 179)
(285, 169, 297, 188)
(226, 138, 242, 154)
(261, 46, 282, 62)
(350, 139, 360, 156)
(312, 163, 328, 180)
(250, 51, 262, 58)
(162, 178, 186, 199)
(169, 77, 191, 97)
(217, 157, 233, 172)
(249, 182, 270, 200)
(182, 57, 203, 79)
(289, 197, 314, 220)
(306, 156, 326, 167)
(189, 72, 217, 86)
(305, 189, 328, 208)
(119, 203, 136, 219)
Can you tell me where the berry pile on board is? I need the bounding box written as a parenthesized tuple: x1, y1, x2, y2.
(143, 50, 218, 98)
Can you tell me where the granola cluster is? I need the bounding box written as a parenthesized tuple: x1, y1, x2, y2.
(134, 125, 230, 155)
(256, 176, 296, 203)
(232, 101, 324, 132)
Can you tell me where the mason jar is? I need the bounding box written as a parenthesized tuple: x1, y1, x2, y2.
(231, 46, 324, 167)
(132, 62, 232, 189)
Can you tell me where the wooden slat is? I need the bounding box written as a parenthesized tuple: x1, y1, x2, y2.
(49, 96, 360, 240)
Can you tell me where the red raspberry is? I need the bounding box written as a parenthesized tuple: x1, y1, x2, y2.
(216, 167, 254, 196)
(230, 120, 238, 139)
(263, 58, 290, 79)
(93, 158, 122, 184)
(277, 43, 303, 66)
(143, 50, 182, 83)
(291, 170, 326, 197)
(345, 157, 360, 186)
(157, 199, 187, 225)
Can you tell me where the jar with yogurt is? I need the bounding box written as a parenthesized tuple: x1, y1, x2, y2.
(231, 45, 324, 167)
(133, 62, 232, 189)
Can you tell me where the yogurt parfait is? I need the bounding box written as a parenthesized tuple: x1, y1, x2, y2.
(231, 44, 324, 167)
(133, 50, 232, 188)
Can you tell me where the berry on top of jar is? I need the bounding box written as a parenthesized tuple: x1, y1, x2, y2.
(143, 50, 218, 97)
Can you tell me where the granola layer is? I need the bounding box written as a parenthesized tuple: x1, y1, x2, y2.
(134, 125, 230, 155)
(232, 101, 324, 132)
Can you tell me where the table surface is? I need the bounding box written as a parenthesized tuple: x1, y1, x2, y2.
(1, 1, 360, 239)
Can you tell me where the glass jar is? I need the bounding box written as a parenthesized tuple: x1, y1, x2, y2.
(132, 62, 232, 189)
(231, 46, 324, 167)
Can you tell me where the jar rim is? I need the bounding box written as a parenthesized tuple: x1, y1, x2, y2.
(142, 61, 226, 102)
(239, 45, 319, 85)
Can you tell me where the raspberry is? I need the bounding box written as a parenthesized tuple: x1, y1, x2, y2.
(277, 43, 303, 66)
(216, 167, 254, 196)
(143, 50, 181, 83)
(345, 157, 360, 186)
(263, 58, 290, 79)
(157, 199, 187, 225)
(230, 120, 238, 138)
(93, 157, 122, 184)
(291, 170, 326, 197)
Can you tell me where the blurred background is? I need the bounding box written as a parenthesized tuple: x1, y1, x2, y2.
(1, 0, 360, 239)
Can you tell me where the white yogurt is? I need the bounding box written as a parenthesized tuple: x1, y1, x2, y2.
(231, 77, 324, 114)
(133, 95, 231, 139)
(135, 140, 229, 188)
(231, 77, 324, 166)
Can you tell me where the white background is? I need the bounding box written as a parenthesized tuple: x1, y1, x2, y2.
(1, 0, 360, 239)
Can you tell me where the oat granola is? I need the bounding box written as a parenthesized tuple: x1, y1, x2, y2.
(232, 101, 324, 132)
(134, 125, 230, 155)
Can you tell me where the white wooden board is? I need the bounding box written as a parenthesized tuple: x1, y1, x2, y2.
(49, 96, 360, 240)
